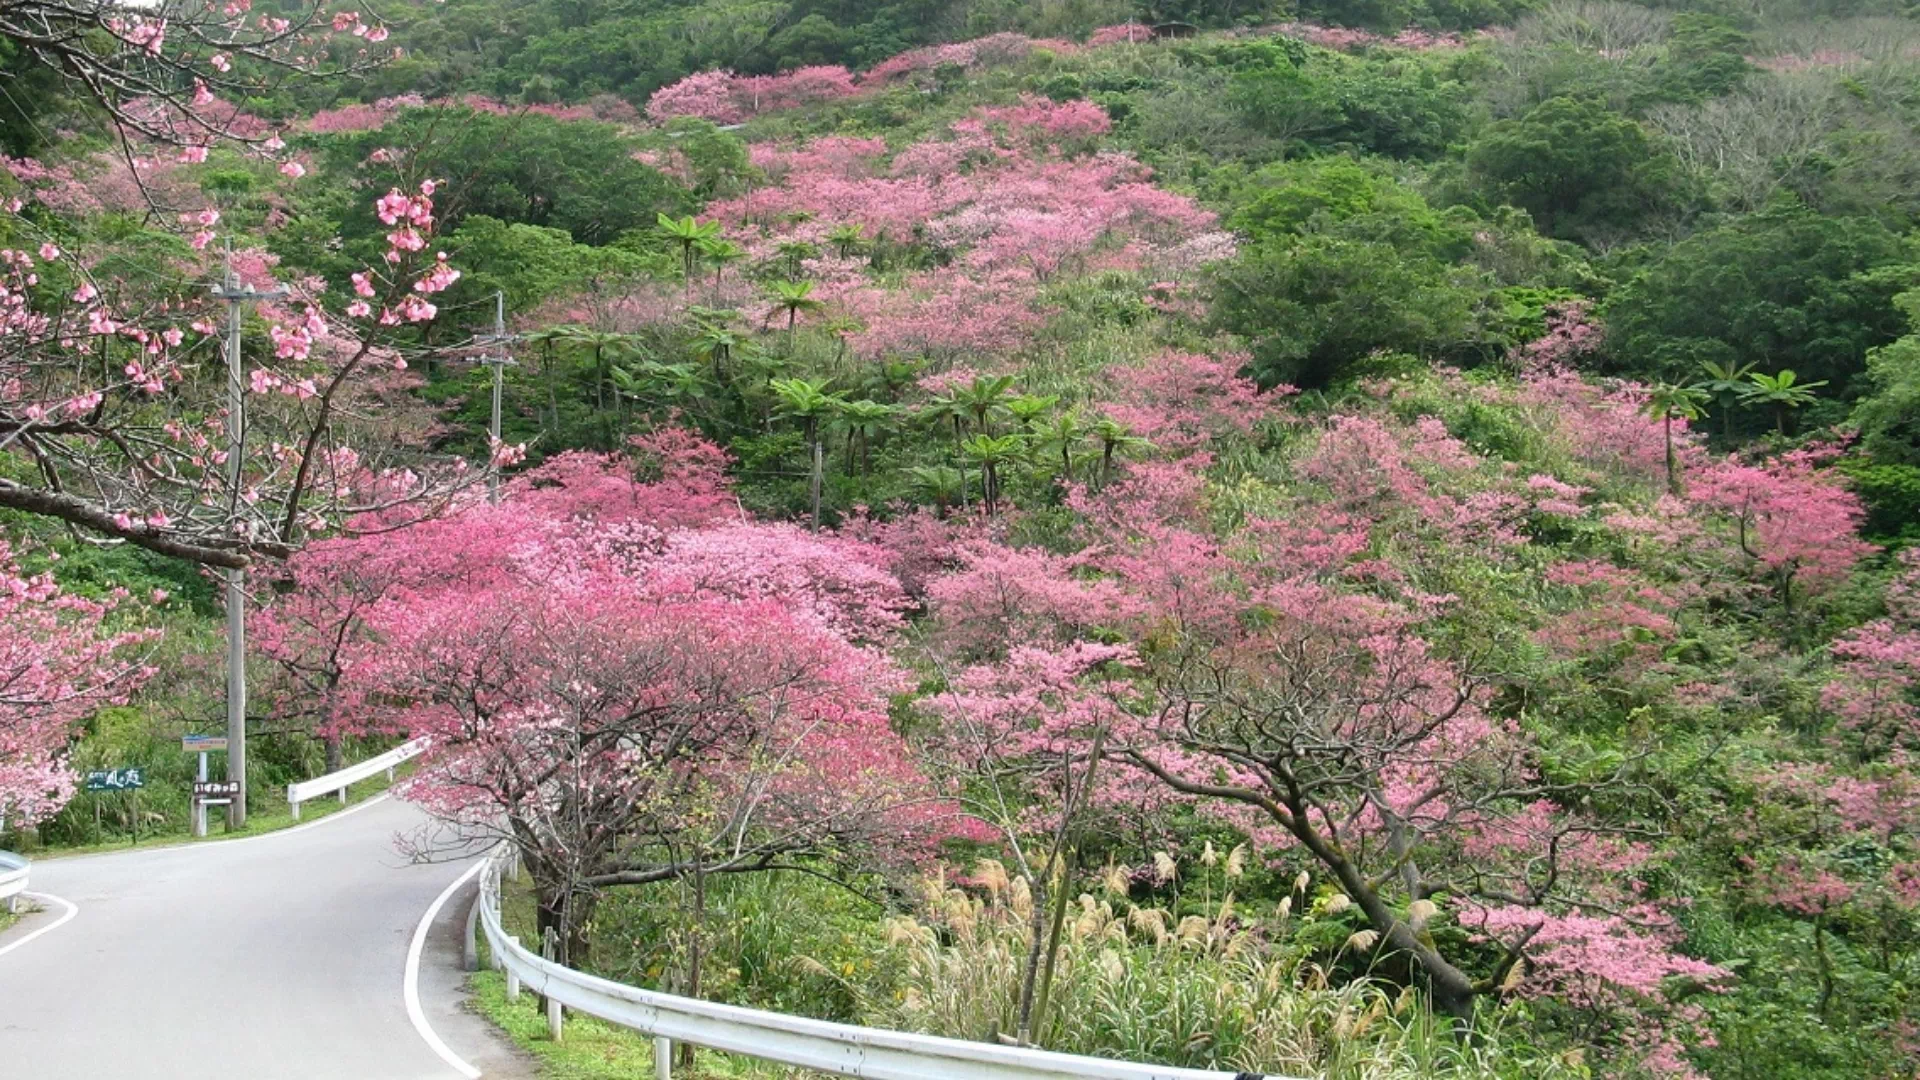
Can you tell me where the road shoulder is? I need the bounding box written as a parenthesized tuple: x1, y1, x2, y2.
(419, 876, 540, 1079)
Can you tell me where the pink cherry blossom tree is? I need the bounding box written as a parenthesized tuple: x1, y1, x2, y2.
(0, 2, 395, 149)
(0, 179, 471, 569)
(1823, 548, 1920, 751)
(261, 439, 949, 973)
(0, 538, 156, 824)
(920, 640, 1139, 1043)
(983, 380, 1734, 1066)
(253, 431, 738, 766)
(383, 569, 932, 965)
(1690, 447, 1876, 616)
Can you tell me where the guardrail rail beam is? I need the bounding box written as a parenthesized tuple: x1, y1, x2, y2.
(471, 847, 1290, 1080)
(0, 851, 28, 915)
(287, 738, 428, 819)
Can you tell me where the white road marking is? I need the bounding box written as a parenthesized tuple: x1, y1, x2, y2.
(34, 792, 397, 866)
(0, 891, 78, 960)
(405, 858, 487, 1078)
(216, 791, 394, 846)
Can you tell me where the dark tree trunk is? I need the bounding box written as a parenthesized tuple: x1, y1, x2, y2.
(534, 882, 595, 970)
(809, 434, 823, 533)
(681, 864, 706, 1068)
(1664, 414, 1681, 497)
(1013, 873, 1050, 1044)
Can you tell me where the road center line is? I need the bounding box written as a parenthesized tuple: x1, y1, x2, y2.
(405, 858, 487, 1079)
(0, 891, 78, 960)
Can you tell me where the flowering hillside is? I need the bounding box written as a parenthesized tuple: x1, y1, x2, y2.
(4, 4, 1920, 1079)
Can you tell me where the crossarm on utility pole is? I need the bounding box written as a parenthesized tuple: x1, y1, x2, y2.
(476, 290, 520, 506)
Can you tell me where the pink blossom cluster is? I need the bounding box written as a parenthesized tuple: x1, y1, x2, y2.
(105, 15, 167, 56)
(644, 66, 859, 125)
(304, 100, 395, 134)
(1244, 22, 1470, 52)
(1099, 349, 1286, 453)
(1824, 549, 1920, 749)
(921, 641, 1144, 826)
(926, 542, 1141, 657)
(1087, 23, 1155, 47)
(327, 10, 390, 43)
(1691, 448, 1876, 595)
(1730, 756, 1920, 924)
(1463, 905, 1726, 1077)
(0, 540, 158, 822)
(862, 32, 1077, 85)
(703, 111, 1217, 361)
(966, 95, 1112, 145)
(9, 178, 457, 544)
(1517, 365, 1679, 484)
(1520, 300, 1604, 370)
(259, 435, 964, 866)
(1295, 414, 1532, 549)
(1526, 472, 1592, 516)
(1, 152, 202, 217)
(1535, 558, 1684, 658)
(833, 268, 1048, 360)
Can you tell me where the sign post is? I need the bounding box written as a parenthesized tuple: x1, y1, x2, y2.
(182, 735, 229, 837)
(83, 769, 145, 844)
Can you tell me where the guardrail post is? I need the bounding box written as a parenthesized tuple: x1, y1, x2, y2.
(462, 886, 481, 973)
(338, 785, 348, 805)
(505, 935, 521, 1001)
(542, 926, 564, 1042)
(488, 873, 505, 972)
(653, 1036, 672, 1079)
(289, 797, 301, 821)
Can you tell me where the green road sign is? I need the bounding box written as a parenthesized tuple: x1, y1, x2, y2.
(84, 768, 146, 791)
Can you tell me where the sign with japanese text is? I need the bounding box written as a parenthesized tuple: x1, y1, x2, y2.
(84, 768, 146, 791)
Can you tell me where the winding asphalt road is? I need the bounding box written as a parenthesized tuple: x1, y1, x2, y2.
(0, 795, 534, 1079)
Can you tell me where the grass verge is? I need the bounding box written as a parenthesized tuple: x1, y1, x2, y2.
(467, 974, 821, 1079)
(471, 877, 823, 1079)
(29, 767, 402, 859)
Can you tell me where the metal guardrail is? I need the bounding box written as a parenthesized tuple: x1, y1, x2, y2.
(287, 737, 428, 819)
(0, 851, 28, 914)
(472, 848, 1274, 1080)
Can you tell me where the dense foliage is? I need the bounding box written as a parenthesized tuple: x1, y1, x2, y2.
(6, 2, 1920, 1077)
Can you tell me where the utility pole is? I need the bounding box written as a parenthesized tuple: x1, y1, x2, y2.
(476, 290, 518, 504)
(209, 244, 285, 830)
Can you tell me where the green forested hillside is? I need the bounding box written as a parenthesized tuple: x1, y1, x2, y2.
(4, 3, 1920, 1078)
